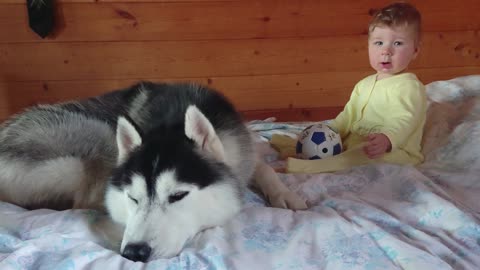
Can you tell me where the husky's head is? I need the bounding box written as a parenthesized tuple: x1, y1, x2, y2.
(105, 105, 243, 262)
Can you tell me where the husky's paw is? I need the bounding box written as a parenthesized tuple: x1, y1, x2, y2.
(269, 191, 308, 210)
(89, 213, 124, 252)
(154, 241, 185, 259)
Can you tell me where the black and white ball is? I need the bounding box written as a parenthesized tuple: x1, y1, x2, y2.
(296, 123, 342, 160)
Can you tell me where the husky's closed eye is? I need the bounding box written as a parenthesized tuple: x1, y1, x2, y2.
(168, 191, 189, 203)
(127, 194, 138, 204)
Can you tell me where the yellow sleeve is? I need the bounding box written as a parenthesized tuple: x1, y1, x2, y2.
(329, 83, 362, 139)
(378, 80, 426, 149)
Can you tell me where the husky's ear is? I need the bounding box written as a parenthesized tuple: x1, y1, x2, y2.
(184, 105, 226, 162)
(116, 116, 142, 165)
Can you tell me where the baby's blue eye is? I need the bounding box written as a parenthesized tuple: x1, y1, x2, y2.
(394, 41, 403, 46)
(374, 41, 383, 46)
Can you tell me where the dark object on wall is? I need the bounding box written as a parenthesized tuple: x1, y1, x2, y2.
(26, 0, 55, 38)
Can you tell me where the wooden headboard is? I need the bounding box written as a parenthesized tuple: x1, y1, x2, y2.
(1, 0, 479, 122)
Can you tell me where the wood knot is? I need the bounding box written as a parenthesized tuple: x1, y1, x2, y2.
(115, 9, 137, 22)
(454, 43, 466, 52)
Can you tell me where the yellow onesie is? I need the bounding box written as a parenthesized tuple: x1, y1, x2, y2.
(283, 72, 427, 173)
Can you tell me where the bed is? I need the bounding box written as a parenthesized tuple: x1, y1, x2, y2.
(1, 75, 480, 269)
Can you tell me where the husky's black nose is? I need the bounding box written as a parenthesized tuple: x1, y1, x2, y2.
(122, 243, 152, 262)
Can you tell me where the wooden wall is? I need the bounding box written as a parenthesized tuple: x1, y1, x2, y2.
(1, 0, 479, 121)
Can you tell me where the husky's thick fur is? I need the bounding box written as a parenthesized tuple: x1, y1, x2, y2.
(0, 82, 306, 261)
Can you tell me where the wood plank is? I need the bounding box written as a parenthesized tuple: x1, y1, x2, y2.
(0, 72, 363, 118)
(241, 107, 343, 122)
(1, 66, 478, 121)
(1, 0, 479, 42)
(0, 0, 235, 3)
(1, 31, 478, 81)
(415, 67, 480, 85)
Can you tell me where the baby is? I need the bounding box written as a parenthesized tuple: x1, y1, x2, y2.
(279, 2, 427, 173)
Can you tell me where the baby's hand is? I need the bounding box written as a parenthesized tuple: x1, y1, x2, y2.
(363, 133, 391, 159)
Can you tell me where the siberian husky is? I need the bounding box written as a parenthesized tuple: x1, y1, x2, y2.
(0, 82, 306, 262)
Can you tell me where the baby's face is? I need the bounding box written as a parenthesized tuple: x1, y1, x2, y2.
(368, 25, 419, 80)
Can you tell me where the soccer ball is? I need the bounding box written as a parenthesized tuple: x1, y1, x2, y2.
(296, 123, 342, 160)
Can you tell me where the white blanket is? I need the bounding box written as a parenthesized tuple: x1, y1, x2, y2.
(1, 75, 480, 269)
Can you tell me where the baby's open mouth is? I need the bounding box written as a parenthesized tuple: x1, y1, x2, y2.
(381, 62, 392, 68)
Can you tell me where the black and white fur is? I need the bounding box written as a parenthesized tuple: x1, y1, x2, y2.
(0, 82, 306, 261)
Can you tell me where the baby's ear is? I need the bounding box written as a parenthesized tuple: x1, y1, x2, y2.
(184, 105, 226, 162)
(413, 43, 421, 59)
(116, 116, 142, 165)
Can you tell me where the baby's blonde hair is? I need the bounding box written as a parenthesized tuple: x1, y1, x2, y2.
(369, 2, 422, 45)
